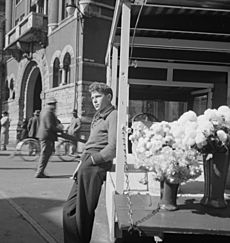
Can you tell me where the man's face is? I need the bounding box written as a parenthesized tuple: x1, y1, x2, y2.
(91, 91, 111, 111)
(49, 103, 57, 111)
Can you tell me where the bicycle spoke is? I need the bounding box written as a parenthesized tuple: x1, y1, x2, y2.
(56, 140, 80, 162)
(19, 139, 40, 162)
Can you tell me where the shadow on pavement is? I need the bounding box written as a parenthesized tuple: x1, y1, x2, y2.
(48, 175, 72, 179)
(0, 167, 36, 170)
(0, 191, 113, 243)
(0, 197, 65, 243)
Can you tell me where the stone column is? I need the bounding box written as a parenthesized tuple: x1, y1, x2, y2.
(61, 67, 66, 85)
(5, 0, 12, 34)
(48, 0, 59, 34)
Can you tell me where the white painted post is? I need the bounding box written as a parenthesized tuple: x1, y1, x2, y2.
(106, 46, 111, 86)
(111, 45, 118, 106)
(115, 0, 131, 194)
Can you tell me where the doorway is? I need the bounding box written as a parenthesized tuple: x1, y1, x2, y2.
(25, 66, 42, 119)
(33, 72, 42, 112)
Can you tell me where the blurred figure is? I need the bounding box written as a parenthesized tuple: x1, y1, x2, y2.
(20, 118, 29, 141)
(35, 98, 63, 178)
(27, 110, 40, 139)
(0, 111, 10, 150)
(66, 109, 81, 154)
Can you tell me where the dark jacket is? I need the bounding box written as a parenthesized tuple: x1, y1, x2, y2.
(67, 117, 81, 139)
(20, 120, 28, 140)
(36, 107, 61, 141)
(27, 116, 40, 138)
(84, 105, 117, 164)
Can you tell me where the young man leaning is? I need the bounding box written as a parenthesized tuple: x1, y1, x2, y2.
(63, 82, 117, 243)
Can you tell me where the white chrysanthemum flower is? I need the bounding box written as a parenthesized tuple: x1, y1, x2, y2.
(217, 130, 228, 143)
(204, 108, 223, 125)
(197, 118, 214, 136)
(195, 132, 207, 148)
(217, 105, 230, 115)
(178, 110, 197, 124)
(171, 123, 184, 139)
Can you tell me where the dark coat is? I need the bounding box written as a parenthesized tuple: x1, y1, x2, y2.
(36, 107, 61, 141)
(27, 116, 40, 138)
(67, 117, 81, 139)
(20, 120, 28, 140)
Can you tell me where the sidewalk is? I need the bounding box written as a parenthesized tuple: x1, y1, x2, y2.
(0, 144, 112, 243)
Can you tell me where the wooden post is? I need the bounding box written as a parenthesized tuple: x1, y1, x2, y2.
(111, 45, 118, 106)
(115, 0, 131, 194)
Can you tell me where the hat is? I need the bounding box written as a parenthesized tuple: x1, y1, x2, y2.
(46, 97, 57, 105)
(72, 109, 78, 113)
(34, 110, 40, 115)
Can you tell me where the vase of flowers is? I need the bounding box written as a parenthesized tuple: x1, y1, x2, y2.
(192, 106, 230, 208)
(201, 152, 230, 208)
(129, 114, 202, 211)
(160, 180, 179, 211)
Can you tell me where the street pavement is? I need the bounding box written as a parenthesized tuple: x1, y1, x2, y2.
(0, 145, 112, 243)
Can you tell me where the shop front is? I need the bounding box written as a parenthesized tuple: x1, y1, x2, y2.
(105, 0, 230, 241)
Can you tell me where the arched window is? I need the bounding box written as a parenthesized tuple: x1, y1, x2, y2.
(53, 58, 61, 87)
(4, 80, 10, 101)
(61, 0, 68, 20)
(9, 78, 15, 99)
(63, 52, 71, 84)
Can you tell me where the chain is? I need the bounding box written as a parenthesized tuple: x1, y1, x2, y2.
(121, 125, 160, 236)
(122, 126, 134, 227)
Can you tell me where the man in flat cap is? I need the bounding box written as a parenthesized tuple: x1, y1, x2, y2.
(35, 97, 63, 178)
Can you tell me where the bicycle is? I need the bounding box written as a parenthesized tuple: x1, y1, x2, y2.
(16, 134, 82, 162)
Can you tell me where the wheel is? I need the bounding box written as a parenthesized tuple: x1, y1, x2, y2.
(56, 140, 81, 162)
(19, 138, 40, 162)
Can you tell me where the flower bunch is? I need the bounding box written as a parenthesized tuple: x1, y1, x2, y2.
(129, 118, 202, 184)
(192, 106, 230, 154)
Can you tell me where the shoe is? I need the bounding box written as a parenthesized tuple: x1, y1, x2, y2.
(35, 173, 50, 178)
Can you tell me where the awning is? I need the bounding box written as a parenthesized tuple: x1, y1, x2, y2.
(106, 0, 230, 65)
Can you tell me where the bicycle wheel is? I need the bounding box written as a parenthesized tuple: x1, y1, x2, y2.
(56, 140, 81, 162)
(19, 138, 40, 162)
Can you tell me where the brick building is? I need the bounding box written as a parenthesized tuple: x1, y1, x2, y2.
(0, 0, 4, 116)
(2, 0, 115, 144)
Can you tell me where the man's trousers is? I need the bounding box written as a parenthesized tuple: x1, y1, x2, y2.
(63, 153, 112, 243)
(36, 140, 54, 175)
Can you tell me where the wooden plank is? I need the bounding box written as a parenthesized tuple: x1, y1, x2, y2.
(114, 194, 230, 236)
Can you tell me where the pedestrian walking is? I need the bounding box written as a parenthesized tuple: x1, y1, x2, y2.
(19, 118, 29, 141)
(63, 82, 117, 243)
(0, 111, 10, 151)
(66, 109, 81, 154)
(27, 110, 40, 139)
(35, 98, 63, 178)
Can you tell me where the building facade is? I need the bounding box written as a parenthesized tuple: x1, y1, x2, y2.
(0, 0, 5, 117)
(105, 0, 230, 192)
(2, 0, 115, 143)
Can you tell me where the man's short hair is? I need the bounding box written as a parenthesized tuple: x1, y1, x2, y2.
(89, 82, 113, 100)
(2, 111, 8, 116)
(46, 97, 57, 105)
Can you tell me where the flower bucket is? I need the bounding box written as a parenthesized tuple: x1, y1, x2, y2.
(226, 165, 230, 189)
(201, 151, 230, 208)
(160, 180, 179, 211)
